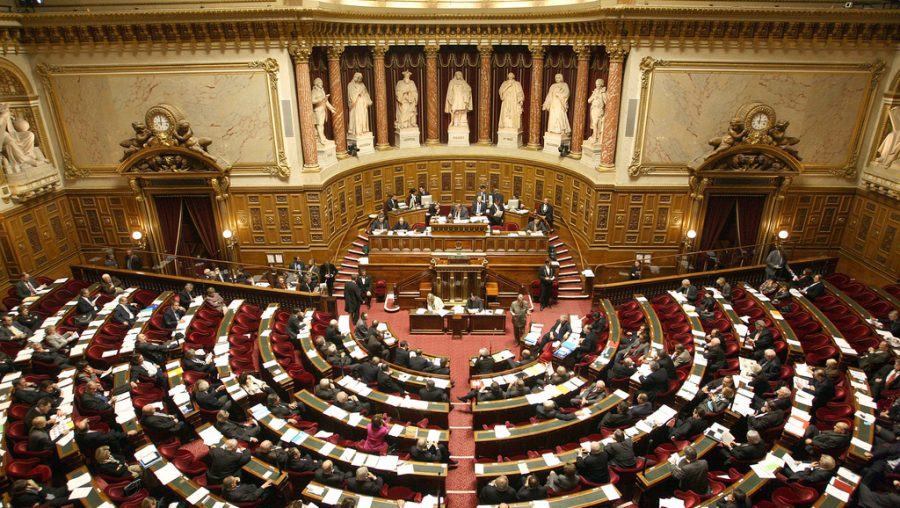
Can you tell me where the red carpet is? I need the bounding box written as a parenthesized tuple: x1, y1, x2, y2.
(365, 297, 592, 507)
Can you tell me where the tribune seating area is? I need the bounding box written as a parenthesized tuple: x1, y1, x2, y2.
(0, 265, 898, 508)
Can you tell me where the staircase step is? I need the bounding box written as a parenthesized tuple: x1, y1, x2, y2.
(560, 263, 576, 269)
(555, 247, 569, 254)
(345, 253, 360, 261)
(349, 249, 365, 256)
(352, 241, 366, 248)
(558, 270, 579, 277)
(559, 286, 582, 292)
(558, 277, 581, 284)
(549, 235, 559, 242)
(557, 255, 572, 262)
(357, 234, 369, 242)
(559, 294, 591, 300)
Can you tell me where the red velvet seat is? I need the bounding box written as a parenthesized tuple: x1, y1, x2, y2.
(12, 440, 53, 460)
(6, 458, 53, 484)
(772, 484, 819, 507)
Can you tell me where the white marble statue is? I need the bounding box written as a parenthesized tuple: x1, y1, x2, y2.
(498, 72, 525, 131)
(311, 77, 336, 145)
(542, 73, 571, 136)
(347, 72, 373, 137)
(587, 79, 607, 142)
(0, 103, 48, 174)
(875, 106, 900, 169)
(445, 71, 473, 127)
(395, 70, 418, 129)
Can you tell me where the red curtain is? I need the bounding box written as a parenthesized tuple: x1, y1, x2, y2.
(735, 195, 767, 248)
(184, 197, 220, 260)
(154, 196, 184, 256)
(699, 196, 737, 252)
(438, 47, 480, 144)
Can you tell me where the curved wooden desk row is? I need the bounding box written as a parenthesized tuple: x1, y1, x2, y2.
(471, 376, 587, 427)
(668, 291, 710, 405)
(637, 433, 721, 491)
(696, 445, 791, 507)
(248, 403, 447, 485)
(845, 367, 876, 468)
(588, 299, 622, 377)
(294, 389, 449, 444)
(791, 289, 858, 365)
(67, 287, 139, 361)
(8, 277, 70, 316)
(474, 389, 628, 456)
(470, 348, 517, 377)
(258, 303, 296, 394)
(335, 376, 450, 427)
(707, 288, 748, 348)
(823, 281, 895, 346)
(470, 359, 547, 390)
(195, 422, 289, 487)
(474, 404, 678, 484)
(739, 284, 803, 359)
(635, 294, 666, 351)
(302, 480, 443, 508)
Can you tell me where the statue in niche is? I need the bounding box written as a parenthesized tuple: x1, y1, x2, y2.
(0, 103, 49, 174)
(394, 70, 418, 130)
(445, 71, 473, 128)
(706, 120, 746, 157)
(542, 73, 571, 135)
(347, 72, 373, 137)
(173, 121, 212, 154)
(498, 72, 524, 131)
(875, 106, 900, 169)
(311, 77, 336, 144)
(587, 78, 607, 142)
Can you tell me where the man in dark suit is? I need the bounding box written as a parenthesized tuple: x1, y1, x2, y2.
(536, 400, 576, 421)
(803, 421, 851, 456)
(392, 217, 411, 231)
(183, 348, 215, 375)
(673, 445, 710, 494)
(449, 203, 469, 221)
(748, 320, 774, 361)
(576, 441, 610, 484)
(24, 398, 57, 432)
(720, 429, 768, 464)
(525, 218, 548, 233)
(79, 382, 113, 413)
(472, 348, 496, 375)
(75, 288, 99, 320)
(748, 400, 784, 432)
(873, 358, 900, 400)
(136, 334, 170, 365)
(704, 337, 726, 373)
(393, 340, 411, 367)
(658, 347, 677, 379)
(369, 213, 390, 232)
(475, 185, 489, 207)
(537, 197, 554, 229)
(606, 430, 637, 468)
(807, 368, 835, 418)
(125, 249, 142, 270)
(538, 259, 555, 310)
(572, 324, 598, 362)
(347, 467, 383, 496)
(193, 380, 231, 412)
(639, 361, 669, 399)
(487, 202, 503, 226)
(287, 308, 306, 340)
(471, 195, 487, 217)
(177, 283, 194, 307)
(207, 439, 252, 484)
(14, 379, 44, 408)
(0, 314, 31, 343)
(113, 296, 137, 326)
(15, 273, 38, 299)
(408, 349, 431, 372)
(162, 302, 184, 329)
(28, 417, 53, 452)
(609, 357, 637, 380)
(318, 260, 337, 295)
(140, 405, 190, 441)
(376, 364, 405, 394)
(801, 274, 825, 301)
(222, 476, 273, 504)
(314, 460, 350, 488)
(410, 437, 454, 464)
(479, 475, 519, 504)
(74, 417, 131, 453)
(466, 293, 484, 312)
(418, 379, 448, 402)
(215, 411, 260, 443)
(324, 319, 344, 350)
(352, 357, 381, 383)
(677, 278, 699, 301)
(669, 407, 710, 440)
(570, 380, 607, 408)
(759, 349, 782, 381)
(539, 314, 570, 349)
(357, 268, 373, 307)
(877, 310, 900, 338)
(490, 186, 505, 209)
(384, 194, 399, 212)
(343, 275, 363, 323)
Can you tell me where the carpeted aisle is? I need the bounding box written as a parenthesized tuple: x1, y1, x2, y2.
(365, 297, 592, 507)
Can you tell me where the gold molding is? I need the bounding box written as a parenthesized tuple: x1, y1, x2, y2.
(35, 58, 289, 179)
(629, 58, 884, 179)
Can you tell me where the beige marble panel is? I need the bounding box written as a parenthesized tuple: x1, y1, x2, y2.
(49, 69, 275, 169)
(642, 69, 871, 168)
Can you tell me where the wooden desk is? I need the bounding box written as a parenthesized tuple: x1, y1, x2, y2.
(387, 207, 427, 228)
(65, 466, 115, 508)
(299, 335, 332, 378)
(846, 368, 875, 469)
(335, 376, 450, 426)
(431, 221, 489, 236)
(136, 443, 231, 507)
(740, 284, 804, 361)
(409, 311, 446, 334)
(588, 299, 621, 377)
(408, 311, 507, 335)
(257, 303, 294, 394)
(698, 445, 790, 507)
(472, 377, 587, 427)
(367, 231, 548, 269)
(303, 481, 442, 508)
(794, 291, 855, 366)
(637, 434, 718, 494)
(469, 312, 507, 334)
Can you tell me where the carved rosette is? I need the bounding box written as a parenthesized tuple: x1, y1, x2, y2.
(527, 45, 545, 149)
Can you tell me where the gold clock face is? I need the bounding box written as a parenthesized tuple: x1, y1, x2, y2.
(750, 112, 770, 130)
(151, 114, 171, 133)
(739, 103, 776, 133)
(144, 105, 180, 135)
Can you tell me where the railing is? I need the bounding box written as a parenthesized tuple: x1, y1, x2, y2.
(591, 255, 839, 306)
(592, 240, 799, 284)
(71, 264, 326, 312)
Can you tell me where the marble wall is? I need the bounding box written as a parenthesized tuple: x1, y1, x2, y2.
(632, 60, 879, 175)
(41, 63, 279, 172)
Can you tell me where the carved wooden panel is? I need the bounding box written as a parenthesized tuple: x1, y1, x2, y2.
(778, 190, 853, 249)
(68, 191, 142, 248)
(844, 192, 900, 280)
(1, 193, 78, 278)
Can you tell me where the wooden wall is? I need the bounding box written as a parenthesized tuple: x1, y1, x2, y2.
(840, 190, 899, 286)
(776, 188, 856, 258)
(67, 190, 145, 251)
(0, 192, 80, 284)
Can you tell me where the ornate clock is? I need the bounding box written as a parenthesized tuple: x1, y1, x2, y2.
(735, 102, 776, 144)
(144, 104, 182, 138)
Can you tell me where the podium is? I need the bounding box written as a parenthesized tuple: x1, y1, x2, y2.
(432, 257, 487, 304)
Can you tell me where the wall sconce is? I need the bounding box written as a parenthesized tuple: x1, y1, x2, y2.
(684, 229, 697, 250)
(222, 229, 236, 249)
(131, 231, 146, 250)
(778, 230, 789, 240)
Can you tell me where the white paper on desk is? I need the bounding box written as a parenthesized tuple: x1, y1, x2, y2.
(357, 496, 374, 508)
(199, 425, 223, 445)
(825, 484, 851, 502)
(517, 462, 529, 474)
(659, 498, 686, 508)
(56, 431, 75, 446)
(70, 486, 94, 499)
(397, 462, 416, 476)
(601, 484, 621, 501)
(542, 452, 561, 466)
(388, 424, 405, 437)
(322, 487, 343, 505)
(67, 472, 91, 490)
(186, 487, 209, 505)
(155, 462, 181, 484)
(280, 427, 299, 443)
(318, 442, 336, 456)
(306, 483, 325, 496)
(377, 454, 399, 471)
(493, 425, 511, 438)
(851, 436, 873, 452)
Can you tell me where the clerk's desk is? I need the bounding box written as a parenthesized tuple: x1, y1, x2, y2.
(409, 309, 507, 335)
(387, 206, 427, 227)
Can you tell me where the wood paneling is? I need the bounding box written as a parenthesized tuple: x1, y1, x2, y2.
(777, 189, 855, 254)
(842, 191, 899, 285)
(68, 191, 143, 250)
(0, 192, 79, 281)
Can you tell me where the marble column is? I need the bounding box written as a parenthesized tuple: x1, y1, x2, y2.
(289, 44, 319, 171)
(477, 45, 493, 145)
(600, 42, 628, 168)
(527, 45, 545, 149)
(568, 45, 591, 160)
(372, 44, 390, 150)
(424, 44, 440, 145)
(326, 45, 348, 159)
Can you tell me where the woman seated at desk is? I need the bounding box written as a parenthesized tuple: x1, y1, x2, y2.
(426, 292, 445, 312)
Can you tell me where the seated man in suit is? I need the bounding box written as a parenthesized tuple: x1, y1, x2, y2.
(672, 445, 710, 494)
(99, 273, 124, 296)
(639, 361, 669, 400)
(747, 320, 775, 361)
(677, 278, 699, 301)
(222, 476, 273, 504)
(140, 404, 191, 441)
(606, 430, 637, 468)
(79, 382, 113, 413)
(314, 379, 338, 401)
(544, 462, 580, 493)
(215, 410, 260, 443)
(27, 416, 54, 452)
(346, 466, 383, 496)
(572, 324, 598, 362)
(536, 400, 576, 421)
(42, 324, 75, 354)
(538, 314, 571, 349)
(136, 334, 171, 365)
(418, 379, 448, 402)
(15, 273, 39, 299)
(720, 429, 768, 464)
(112, 296, 138, 326)
(177, 282, 194, 307)
(192, 379, 232, 412)
(15, 307, 40, 332)
(410, 437, 456, 465)
(576, 441, 610, 484)
(448, 203, 469, 221)
(609, 356, 638, 380)
(629, 392, 654, 419)
(74, 288, 99, 321)
(206, 439, 251, 485)
(369, 213, 390, 233)
(32, 343, 71, 369)
(487, 202, 504, 226)
(748, 400, 785, 432)
(162, 302, 184, 329)
(669, 406, 710, 441)
(600, 401, 633, 428)
(801, 274, 825, 301)
(74, 417, 132, 453)
(376, 363, 406, 394)
(802, 421, 851, 456)
(704, 337, 727, 373)
(783, 453, 837, 485)
(570, 380, 607, 408)
(480, 475, 519, 504)
(182, 348, 215, 375)
(14, 379, 44, 407)
(407, 348, 430, 372)
(465, 292, 484, 312)
(471, 348, 496, 375)
(314, 460, 350, 488)
(471, 195, 488, 217)
(129, 353, 164, 386)
(0, 314, 31, 343)
(391, 341, 410, 367)
(759, 349, 782, 381)
(392, 217, 411, 231)
(334, 391, 372, 415)
(525, 218, 548, 233)
(806, 368, 835, 417)
(875, 309, 900, 338)
(458, 381, 505, 403)
(873, 357, 900, 400)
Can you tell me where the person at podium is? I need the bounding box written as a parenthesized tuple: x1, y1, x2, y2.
(384, 193, 399, 212)
(537, 197, 554, 229)
(369, 213, 390, 233)
(392, 217, 410, 231)
(426, 292, 445, 312)
(488, 201, 504, 227)
(416, 186, 430, 206)
(466, 293, 484, 312)
(472, 195, 487, 217)
(449, 203, 469, 221)
(425, 201, 439, 226)
(525, 218, 547, 233)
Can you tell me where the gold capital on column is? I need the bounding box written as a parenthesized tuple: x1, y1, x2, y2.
(605, 41, 629, 62)
(326, 45, 348, 159)
(424, 44, 441, 145)
(527, 44, 546, 149)
(288, 43, 312, 63)
(477, 44, 493, 145)
(371, 44, 390, 150)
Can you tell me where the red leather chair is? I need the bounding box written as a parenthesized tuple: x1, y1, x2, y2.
(12, 440, 53, 460)
(6, 458, 52, 484)
(772, 484, 819, 507)
(673, 490, 702, 508)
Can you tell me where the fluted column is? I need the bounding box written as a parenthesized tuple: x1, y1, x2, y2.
(371, 44, 390, 150)
(568, 45, 591, 159)
(477, 45, 493, 145)
(289, 44, 319, 171)
(326, 46, 348, 159)
(424, 44, 440, 145)
(527, 45, 545, 149)
(600, 42, 628, 168)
